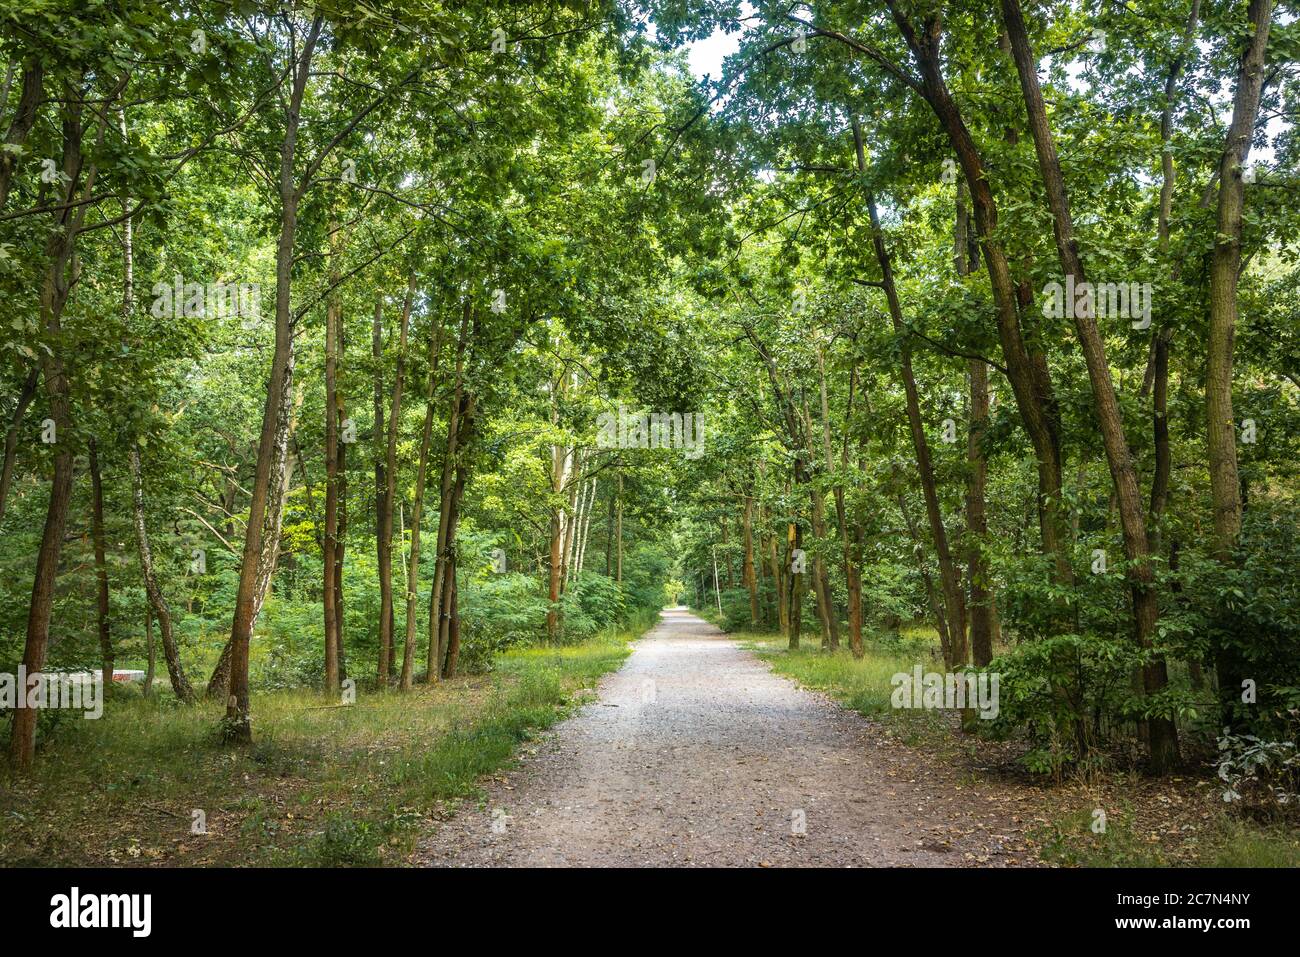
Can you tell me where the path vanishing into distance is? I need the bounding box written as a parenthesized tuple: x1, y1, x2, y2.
(420, 609, 1041, 867)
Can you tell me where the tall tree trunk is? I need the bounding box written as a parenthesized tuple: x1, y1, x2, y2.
(441, 399, 474, 679)
(376, 272, 414, 686)
(224, 19, 322, 743)
(1205, 0, 1273, 726)
(545, 373, 572, 642)
(862, 179, 967, 668)
(399, 313, 447, 690)
(885, 9, 1071, 589)
(956, 186, 993, 667)
(323, 221, 343, 693)
(10, 78, 90, 770)
(335, 404, 347, 681)
(1001, 0, 1179, 769)
(1207, 0, 1272, 556)
(742, 494, 759, 626)
(130, 447, 195, 703)
(89, 440, 114, 691)
(615, 470, 623, 583)
(427, 303, 470, 677)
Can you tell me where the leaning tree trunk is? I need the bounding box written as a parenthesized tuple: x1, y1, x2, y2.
(864, 185, 967, 669)
(1001, 0, 1179, 769)
(885, 14, 1072, 592)
(129, 447, 195, 703)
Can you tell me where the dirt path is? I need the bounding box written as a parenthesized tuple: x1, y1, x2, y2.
(418, 609, 1040, 867)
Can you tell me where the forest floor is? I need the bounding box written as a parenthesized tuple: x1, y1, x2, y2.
(417, 609, 1043, 866)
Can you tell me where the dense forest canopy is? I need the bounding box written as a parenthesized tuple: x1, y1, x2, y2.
(0, 0, 1297, 818)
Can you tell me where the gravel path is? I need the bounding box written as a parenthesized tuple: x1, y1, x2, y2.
(418, 609, 1038, 867)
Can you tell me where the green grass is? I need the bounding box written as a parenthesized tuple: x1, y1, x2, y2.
(0, 614, 647, 867)
(739, 628, 953, 746)
(1208, 820, 1300, 867)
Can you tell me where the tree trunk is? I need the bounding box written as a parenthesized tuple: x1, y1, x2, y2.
(742, 494, 759, 626)
(143, 607, 155, 697)
(786, 522, 803, 650)
(323, 221, 343, 693)
(130, 447, 195, 703)
(224, 20, 322, 743)
(399, 313, 448, 689)
(10, 80, 89, 770)
(89, 439, 114, 691)
(886, 11, 1071, 590)
(1001, 0, 1180, 768)
(615, 470, 623, 583)
(957, 187, 994, 667)
(1206, 0, 1273, 728)
(427, 304, 470, 676)
(1207, 0, 1272, 558)
(376, 272, 415, 685)
(863, 182, 967, 668)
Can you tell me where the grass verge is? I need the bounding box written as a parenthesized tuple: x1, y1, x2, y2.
(0, 614, 647, 867)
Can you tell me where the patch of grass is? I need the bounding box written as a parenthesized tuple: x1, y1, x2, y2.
(1207, 820, 1300, 867)
(740, 631, 950, 746)
(0, 613, 648, 868)
(1032, 804, 1169, 867)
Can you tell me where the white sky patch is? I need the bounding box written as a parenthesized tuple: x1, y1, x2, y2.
(685, 27, 742, 81)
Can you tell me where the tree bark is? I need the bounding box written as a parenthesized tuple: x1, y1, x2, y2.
(224, 19, 322, 743)
(376, 272, 414, 686)
(130, 446, 195, 703)
(886, 6, 1071, 590)
(10, 77, 91, 770)
(323, 221, 343, 693)
(742, 494, 759, 626)
(863, 181, 967, 669)
(1001, 0, 1179, 768)
(427, 302, 470, 676)
(89, 439, 114, 691)
(399, 312, 448, 689)
(956, 186, 994, 667)
(1207, 0, 1272, 560)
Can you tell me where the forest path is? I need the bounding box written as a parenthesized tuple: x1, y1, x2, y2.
(417, 609, 1036, 867)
